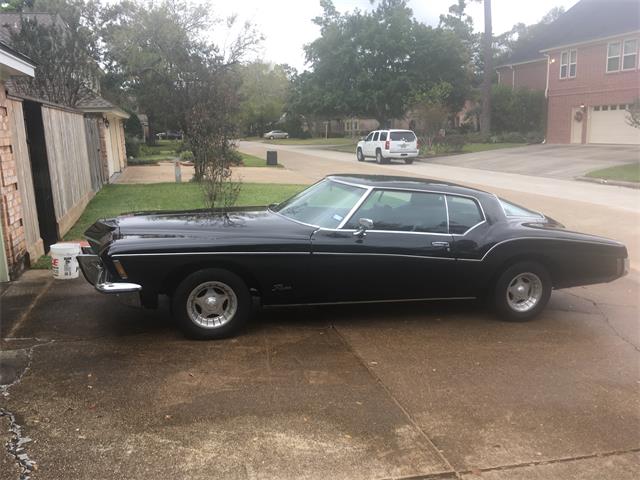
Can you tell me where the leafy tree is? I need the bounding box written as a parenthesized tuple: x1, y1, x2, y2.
(626, 98, 640, 129)
(300, 0, 469, 126)
(5, 0, 101, 106)
(238, 62, 289, 136)
(491, 84, 545, 134)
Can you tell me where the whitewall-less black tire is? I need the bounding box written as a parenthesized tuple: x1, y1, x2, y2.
(357, 148, 364, 162)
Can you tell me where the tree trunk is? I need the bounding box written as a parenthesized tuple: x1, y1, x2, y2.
(480, 0, 492, 136)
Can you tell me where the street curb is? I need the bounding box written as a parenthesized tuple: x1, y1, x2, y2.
(576, 176, 640, 189)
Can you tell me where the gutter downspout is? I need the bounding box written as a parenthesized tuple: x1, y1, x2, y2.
(543, 53, 551, 144)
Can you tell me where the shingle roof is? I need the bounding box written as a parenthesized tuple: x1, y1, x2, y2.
(75, 88, 129, 118)
(0, 12, 65, 44)
(499, 0, 640, 66)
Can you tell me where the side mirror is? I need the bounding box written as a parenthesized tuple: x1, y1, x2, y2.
(353, 217, 373, 237)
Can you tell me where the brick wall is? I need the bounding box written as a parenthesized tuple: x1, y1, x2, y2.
(0, 83, 27, 278)
(497, 60, 546, 91)
(546, 34, 640, 143)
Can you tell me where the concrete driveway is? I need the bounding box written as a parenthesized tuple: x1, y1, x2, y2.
(426, 144, 639, 180)
(1, 269, 638, 480)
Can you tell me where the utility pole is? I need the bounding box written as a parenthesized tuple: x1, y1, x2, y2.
(480, 0, 492, 136)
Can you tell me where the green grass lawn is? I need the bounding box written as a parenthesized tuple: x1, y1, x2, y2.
(239, 152, 266, 167)
(63, 182, 306, 241)
(586, 163, 640, 183)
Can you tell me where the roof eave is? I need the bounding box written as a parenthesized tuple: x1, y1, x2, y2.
(540, 29, 640, 53)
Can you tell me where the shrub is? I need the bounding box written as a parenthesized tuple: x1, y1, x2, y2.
(465, 132, 493, 144)
(525, 131, 545, 144)
(180, 150, 194, 162)
(125, 136, 140, 158)
(433, 134, 466, 153)
(491, 85, 546, 135)
(128, 157, 158, 166)
(496, 132, 527, 143)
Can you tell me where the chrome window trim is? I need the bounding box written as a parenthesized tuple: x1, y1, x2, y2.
(271, 178, 369, 230)
(495, 194, 544, 220)
(266, 296, 476, 308)
(331, 186, 486, 237)
(337, 186, 374, 229)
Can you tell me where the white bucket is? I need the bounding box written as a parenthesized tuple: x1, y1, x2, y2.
(50, 243, 82, 280)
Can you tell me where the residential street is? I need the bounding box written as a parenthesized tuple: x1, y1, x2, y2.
(1, 143, 639, 480)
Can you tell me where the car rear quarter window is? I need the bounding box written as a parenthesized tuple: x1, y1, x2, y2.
(345, 190, 447, 233)
(447, 196, 484, 234)
(390, 131, 416, 142)
(499, 199, 544, 219)
(379, 131, 388, 141)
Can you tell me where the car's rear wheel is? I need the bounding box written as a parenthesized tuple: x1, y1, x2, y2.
(494, 261, 551, 321)
(356, 148, 364, 162)
(404, 158, 414, 165)
(172, 268, 251, 339)
(376, 150, 388, 164)
(269, 136, 274, 140)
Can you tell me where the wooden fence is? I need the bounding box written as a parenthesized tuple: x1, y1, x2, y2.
(41, 105, 94, 236)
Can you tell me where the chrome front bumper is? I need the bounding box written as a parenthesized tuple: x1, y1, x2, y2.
(77, 254, 142, 298)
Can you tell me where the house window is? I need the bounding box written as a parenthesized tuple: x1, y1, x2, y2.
(623, 39, 637, 70)
(610, 105, 617, 110)
(560, 49, 577, 78)
(602, 105, 609, 111)
(607, 42, 621, 72)
(594, 106, 600, 111)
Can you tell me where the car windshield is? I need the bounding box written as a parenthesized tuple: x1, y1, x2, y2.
(390, 131, 416, 141)
(274, 180, 366, 228)
(500, 199, 544, 218)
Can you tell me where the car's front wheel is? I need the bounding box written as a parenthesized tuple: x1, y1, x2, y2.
(356, 148, 364, 162)
(494, 261, 551, 321)
(172, 268, 251, 339)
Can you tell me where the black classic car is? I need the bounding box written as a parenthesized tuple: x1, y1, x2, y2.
(78, 175, 629, 339)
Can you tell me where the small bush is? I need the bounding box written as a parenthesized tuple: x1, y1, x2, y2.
(180, 150, 194, 162)
(128, 157, 159, 166)
(125, 136, 141, 158)
(433, 134, 466, 153)
(496, 132, 527, 143)
(525, 131, 545, 144)
(465, 132, 493, 144)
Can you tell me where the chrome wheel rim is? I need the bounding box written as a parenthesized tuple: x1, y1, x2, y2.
(187, 281, 238, 329)
(506, 272, 543, 312)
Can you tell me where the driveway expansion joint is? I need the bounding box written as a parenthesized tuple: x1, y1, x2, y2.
(566, 291, 640, 352)
(330, 323, 461, 480)
(1, 339, 54, 480)
(457, 446, 640, 476)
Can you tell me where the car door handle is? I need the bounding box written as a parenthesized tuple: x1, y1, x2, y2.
(431, 241, 450, 248)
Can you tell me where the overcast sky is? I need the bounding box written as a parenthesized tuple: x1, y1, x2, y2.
(207, 0, 580, 70)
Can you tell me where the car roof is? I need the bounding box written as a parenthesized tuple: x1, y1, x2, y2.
(326, 174, 492, 198)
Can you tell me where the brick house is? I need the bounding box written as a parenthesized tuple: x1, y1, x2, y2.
(0, 41, 34, 281)
(496, 0, 640, 145)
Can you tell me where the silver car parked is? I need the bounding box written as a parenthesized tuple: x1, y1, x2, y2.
(264, 130, 289, 140)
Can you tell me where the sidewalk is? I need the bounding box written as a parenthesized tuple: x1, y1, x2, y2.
(116, 162, 310, 185)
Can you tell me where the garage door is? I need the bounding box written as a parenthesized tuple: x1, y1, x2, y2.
(588, 105, 640, 145)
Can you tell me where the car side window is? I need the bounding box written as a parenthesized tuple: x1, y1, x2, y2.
(365, 132, 374, 142)
(373, 132, 379, 141)
(379, 131, 388, 141)
(344, 190, 448, 233)
(447, 196, 484, 234)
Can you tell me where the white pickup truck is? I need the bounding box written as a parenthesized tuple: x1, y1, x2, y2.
(356, 129, 419, 164)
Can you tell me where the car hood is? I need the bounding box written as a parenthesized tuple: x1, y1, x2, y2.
(85, 207, 316, 256)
